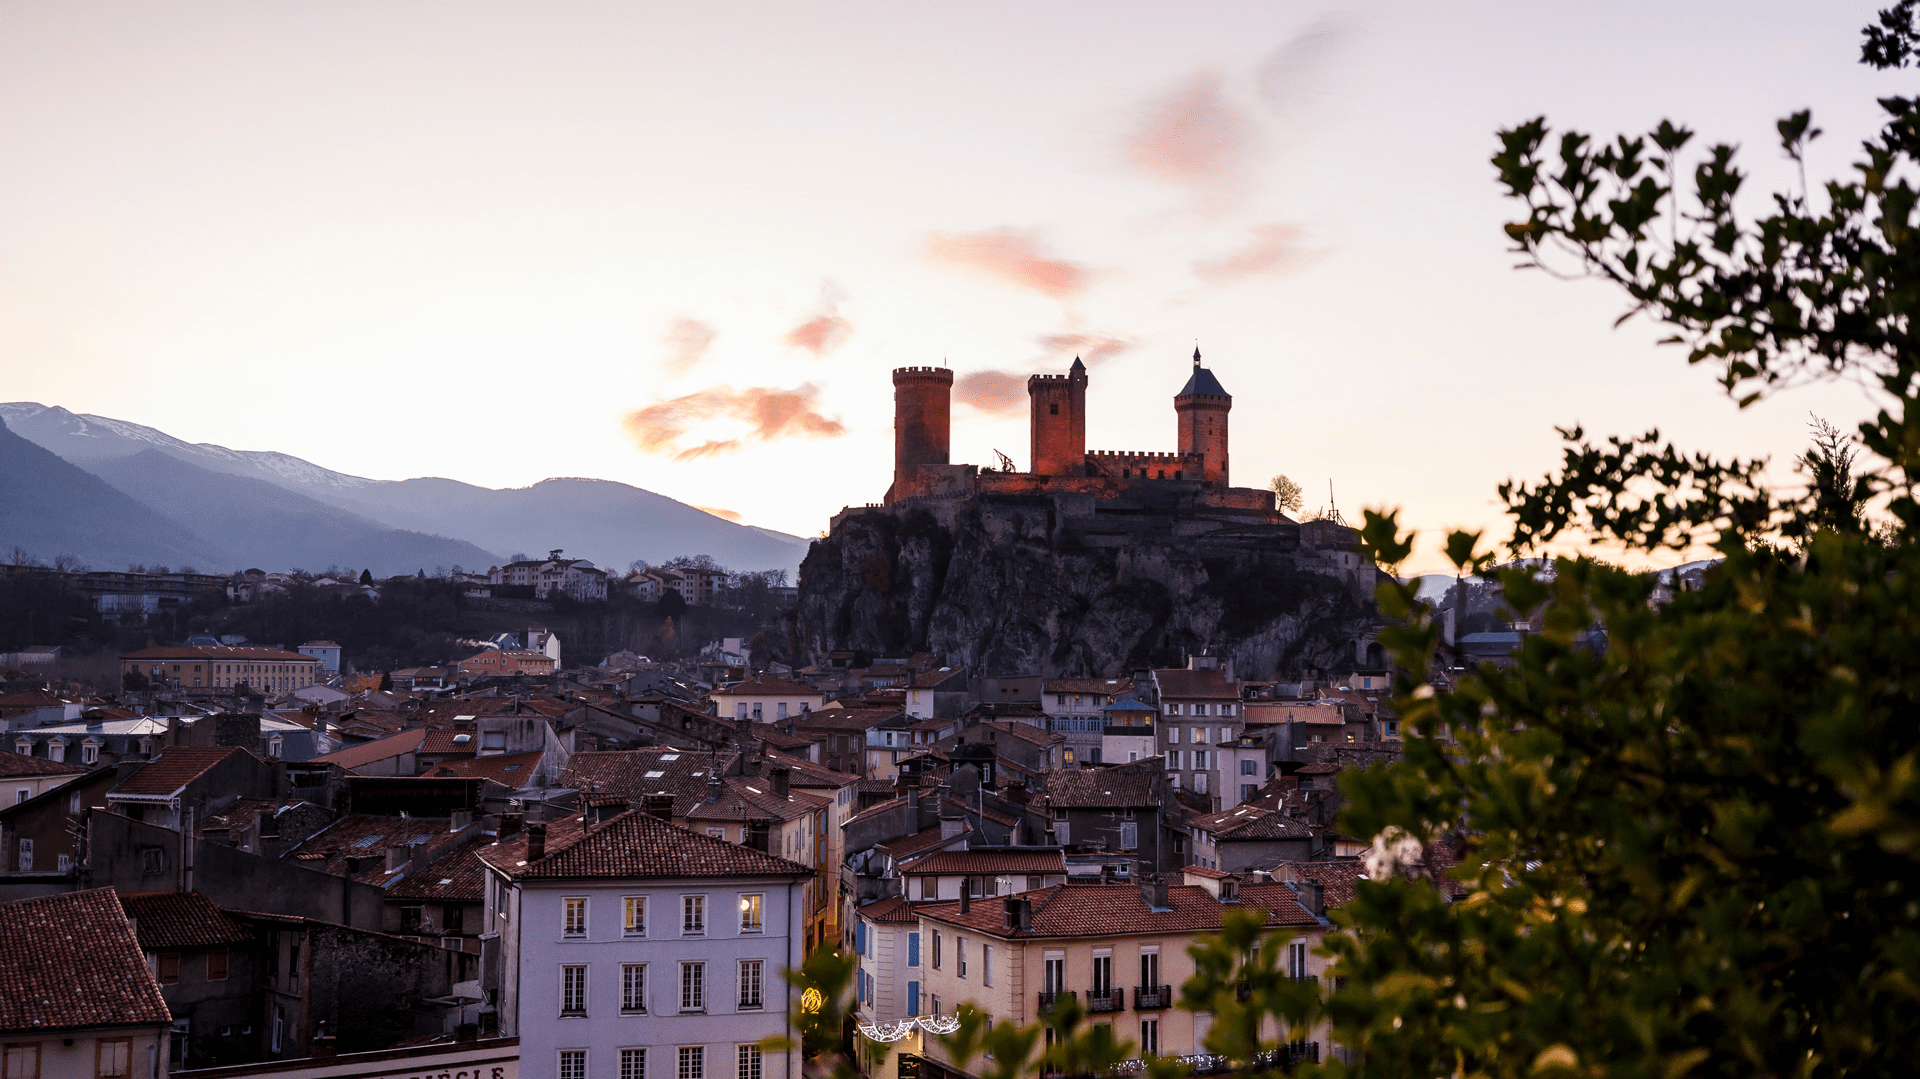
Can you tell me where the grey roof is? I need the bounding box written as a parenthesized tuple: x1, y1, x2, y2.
(1178, 351, 1230, 398)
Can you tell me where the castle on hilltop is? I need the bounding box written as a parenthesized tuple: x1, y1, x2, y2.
(885, 349, 1276, 516)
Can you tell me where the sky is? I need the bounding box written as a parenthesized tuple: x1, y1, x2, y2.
(0, 1, 1903, 573)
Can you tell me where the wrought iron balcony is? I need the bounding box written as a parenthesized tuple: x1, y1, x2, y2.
(1085, 990, 1123, 1013)
(1133, 984, 1173, 1010)
(1036, 990, 1075, 1013)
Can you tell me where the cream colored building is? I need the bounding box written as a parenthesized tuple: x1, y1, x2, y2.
(912, 871, 1332, 1072)
(713, 674, 825, 723)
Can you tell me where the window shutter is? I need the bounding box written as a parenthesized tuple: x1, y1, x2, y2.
(908, 932, 920, 967)
(907, 981, 920, 1015)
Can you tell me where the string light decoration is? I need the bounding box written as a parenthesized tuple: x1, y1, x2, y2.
(856, 1016, 961, 1042)
(800, 988, 825, 1014)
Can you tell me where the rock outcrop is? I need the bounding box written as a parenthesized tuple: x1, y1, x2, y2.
(789, 490, 1382, 679)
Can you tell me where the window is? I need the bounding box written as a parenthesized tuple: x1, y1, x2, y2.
(1191, 750, 1207, 770)
(907, 980, 920, 1015)
(931, 930, 942, 969)
(1165, 703, 1180, 716)
(561, 965, 587, 1015)
(681, 962, 706, 1011)
(97, 1039, 130, 1078)
(559, 1050, 587, 1079)
(683, 895, 706, 936)
(739, 959, 764, 1008)
(1241, 759, 1257, 775)
(739, 893, 763, 933)
(1140, 1020, 1159, 1056)
(1169, 774, 1180, 790)
(1092, 950, 1113, 996)
(1120, 821, 1138, 850)
(1287, 940, 1310, 979)
(737, 1045, 762, 1079)
(983, 944, 994, 987)
(622, 964, 647, 1013)
(624, 896, 647, 937)
(158, 953, 180, 985)
(1194, 726, 1209, 743)
(1140, 946, 1161, 989)
(5, 1044, 40, 1079)
(621, 1048, 646, 1079)
(270, 1005, 284, 1053)
(706, 828, 725, 839)
(1221, 704, 1236, 716)
(678, 1047, 704, 1079)
(12, 789, 24, 806)
(907, 931, 920, 967)
(69, 791, 82, 814)
(1219, 726, 1232, 743)
(56, 854, 70, 873)
(957, 937, 967, 979)
(1043, 953, 1065, 993)
(206, 949, 229, 981)
(563, 897, 588, 939)
(1166, 751, 1181, 771)
(400, 905, 424, 933)
(1063, 748, 1074, 764)
(1167, 725, 1180, 742)
(1195, 772, 1209, 795)
(930, 994, 941, 1016)
(14, 839, 29, 873)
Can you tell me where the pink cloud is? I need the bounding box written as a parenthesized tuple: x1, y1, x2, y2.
(952, 370, 1029, 415)
(1192, 224, 1314, 285)
(662, 318, 716, 376)
(785, 284, 852, 355)
(695, 505, 744, 522)
(922, 229, 1088, 299)
(623, 384, 846, 461)
(1126, 71, 1258, 190)
(1038, 332, 1131, 366)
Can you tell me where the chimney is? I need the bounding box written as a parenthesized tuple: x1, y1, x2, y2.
(706, 775, 723, 803)
(526, 822, 547, 862)
(499, 813, 523, 838)
(643, 794, 675, 821)
(451, 809, 473, 832)
(1293, 879, 1325, 918)
(386, 844, 409, 873)
(1100, 863, 1115, 884)
(1140, 875, 1169, 911)
(906, 786, 921, 810)
(1013, 896, 1032, 932)
(771, 767, 790, 799)
(958, 888, 971, 914)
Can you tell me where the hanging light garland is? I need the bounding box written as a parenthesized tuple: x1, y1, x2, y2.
(856, 1015, 962, 1042)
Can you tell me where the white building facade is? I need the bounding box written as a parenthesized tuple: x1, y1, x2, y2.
(483, 811, 813, 1079)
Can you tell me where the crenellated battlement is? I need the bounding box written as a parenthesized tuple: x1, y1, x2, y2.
(1028, 373, 1071, 385)
(1088, 450, 1203, 461)
(894, 366, 954, 380)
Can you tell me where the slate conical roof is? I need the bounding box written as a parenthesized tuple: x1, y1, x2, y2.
(1178, 348, 1230, 398)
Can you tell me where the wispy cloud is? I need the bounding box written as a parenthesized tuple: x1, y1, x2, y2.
(662, 318, 717, 376)
(1192, 223, 1315, 285)
(1254, 19, 1352, 118)
(1038, 331, 1131, 366)
(922, 229, 1088, 299)
(952, 370, 1030, 415)
(623, 384, 846, 462)
(695, 504, 743, 522)
(785, 282, 851, 355)
(1125, 71, 1258, 193)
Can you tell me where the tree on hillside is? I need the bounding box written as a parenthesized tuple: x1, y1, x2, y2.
(1221, 8, 1920, 1079)
(359, 568, 373, 586)
(1268, 473, 1304, 513)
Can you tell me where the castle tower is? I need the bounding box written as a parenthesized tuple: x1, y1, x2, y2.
(892, 366, 953, 499)
(1175, 347, 1231, 485)
(1027, 357, 1087, 476)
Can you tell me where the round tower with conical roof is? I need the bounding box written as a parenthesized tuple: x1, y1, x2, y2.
(1175, 347, 1231, 486)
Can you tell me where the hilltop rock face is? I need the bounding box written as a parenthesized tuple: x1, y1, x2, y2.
(790, 494, 1381, 679)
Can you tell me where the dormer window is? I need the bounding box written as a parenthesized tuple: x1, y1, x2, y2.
(1219, 878, 1239, 903)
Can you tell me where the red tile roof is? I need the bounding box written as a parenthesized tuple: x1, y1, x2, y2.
(1193, 805, 1313, 841)
(904, 850, 1067, 876)
(386, 834, 491, 901)
(1153, 668, 1239, 699)
(918, 880, 1318, 939)
(1040, 766, 1162, 808)
(714, 674, 820, 698)
(480, 810, 813, 881)
(425, 751, 545, 785)
(111, 745, 249, 798)
(118, 891, 254, 949)
(0, 748, 87, 778)
(311, 727, 428, 769)
(0, 889, 172, 1034)
(122, 645, 316, 663)
(285, 815, 456, 885)
(1271, 860, 1366, 908)
(858, 895, 920, 924)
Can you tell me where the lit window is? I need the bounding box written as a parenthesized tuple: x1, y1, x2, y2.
(563, 897, 588, 938)
(739, 894, 763, 933)
(623, 896, 647, 937)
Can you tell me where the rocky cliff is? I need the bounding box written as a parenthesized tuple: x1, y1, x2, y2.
(788, 493, 1382, 679)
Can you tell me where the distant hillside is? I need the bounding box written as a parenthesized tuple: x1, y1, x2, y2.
(0, 422, 234, 571)
(0, 402, 813, 574)
(84, 450, 503, 577)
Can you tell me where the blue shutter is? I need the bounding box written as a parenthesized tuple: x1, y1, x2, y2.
(908, 931, 920, 967)
(858, 970, 867, 1003)
(907, 981, 919, 1015)
(856, 922, 867, 956)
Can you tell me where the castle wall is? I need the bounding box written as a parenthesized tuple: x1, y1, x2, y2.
(892, 367, 953, 499)
(1176, 393, 1231, 486)
(1027, 374, 1079, 475)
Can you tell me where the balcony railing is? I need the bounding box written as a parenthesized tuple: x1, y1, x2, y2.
(1085, 990, 1123, 1013)
(1036, 990, 1075, 1013)
(1132, 984, 1173, 1010)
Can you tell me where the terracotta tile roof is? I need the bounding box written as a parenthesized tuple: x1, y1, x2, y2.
(1197, 807, 1312, 841)
(417, 726, 478, 755)
(480, 810, 813, 881)
(918, 880, 1317, 939)
(111, 745, 249, 798)
(874, 826, 957, 861)
(195, 797, 313, 838)
(798, 706, 901, 732)
(0, 889, 172, 1034)
(1040, 766, 1161, 808)
(1153, 668, 1239, 699)
(387, 834, 491, 901)
(858, 895, 919, 924)
(1296, 761, 1341, 774)
(284, 815, 455, 886)
(118, 891, 254, 949)
(846, 796, 909, 826)
(682, 777, 826, 824)
(713, 674, 819, 697)
(749, 723, 814, 751)
(904, 850, 1066, 876)
(424, 751, 545, 785)
(0, 748, 87, 778)
(561, 748, 739, 814)
(910, 669, 967, 690)
(311, 727, 429, 769)
(1272, 860, 1366, 908)
(122, 645, 316, 663)
(1041, 678, 1131, 695)
(1244, 701, 1344, 726)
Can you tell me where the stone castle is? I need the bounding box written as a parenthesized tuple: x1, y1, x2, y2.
(793, 349, 1380, 679)
(882, 349, 1274, 516)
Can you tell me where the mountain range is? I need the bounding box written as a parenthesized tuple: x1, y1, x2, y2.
(0, 403, 813, 578)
